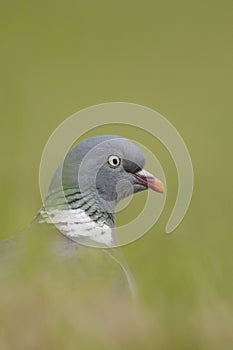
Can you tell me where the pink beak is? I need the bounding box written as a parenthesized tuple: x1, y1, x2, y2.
(133, 169, 165, 193)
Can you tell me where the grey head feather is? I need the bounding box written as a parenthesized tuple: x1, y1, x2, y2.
(45, 135, 146, 215)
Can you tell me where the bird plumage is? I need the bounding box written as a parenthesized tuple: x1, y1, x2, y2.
(40, 135, 163, 247)
(1, 134, 164, 296)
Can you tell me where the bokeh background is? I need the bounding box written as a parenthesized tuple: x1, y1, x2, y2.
(0, 1, 232, 349)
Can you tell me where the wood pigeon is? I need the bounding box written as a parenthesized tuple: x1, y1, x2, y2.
(0, 135, 164, 294)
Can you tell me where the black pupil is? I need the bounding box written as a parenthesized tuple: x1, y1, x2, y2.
(113, 158, 118, 165)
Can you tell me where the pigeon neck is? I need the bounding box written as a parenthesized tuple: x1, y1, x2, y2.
(41, 188, 115, 246)
(44, 187, 115, 228)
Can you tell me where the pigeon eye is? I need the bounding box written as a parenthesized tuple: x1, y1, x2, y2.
(108, 155, 121, 168)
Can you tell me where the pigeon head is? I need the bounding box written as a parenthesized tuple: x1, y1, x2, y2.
(48, 135, 164, 210)
(42, 135, 164, 246)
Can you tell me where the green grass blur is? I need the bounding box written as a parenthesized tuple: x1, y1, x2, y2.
(0, 1, 232, 349)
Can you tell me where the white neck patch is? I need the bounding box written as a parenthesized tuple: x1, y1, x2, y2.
(40, 208, 113, 247)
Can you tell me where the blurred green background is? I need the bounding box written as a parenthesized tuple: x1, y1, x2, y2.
(0, 1, 232, 349)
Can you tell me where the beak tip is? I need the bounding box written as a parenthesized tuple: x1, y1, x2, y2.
(153, 178, 165, 193)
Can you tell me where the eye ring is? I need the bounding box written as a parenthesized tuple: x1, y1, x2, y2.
(108, 155, 121, 168)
